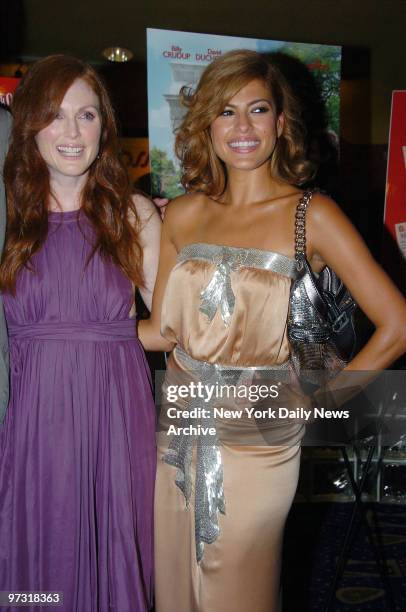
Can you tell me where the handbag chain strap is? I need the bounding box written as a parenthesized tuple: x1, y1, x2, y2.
(294, 189, 315, 270)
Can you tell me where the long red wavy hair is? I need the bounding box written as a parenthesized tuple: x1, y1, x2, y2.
(0, 54, 143, 293)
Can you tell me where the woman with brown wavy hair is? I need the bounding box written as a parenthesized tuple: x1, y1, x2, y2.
(139, 50, 406, 611)
(0, 55, 160, 611)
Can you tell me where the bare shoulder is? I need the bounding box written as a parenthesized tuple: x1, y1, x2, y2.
(307, 191, 343, 220)
(128, 193, 161, 239)
(164, 192, 207, 228)
(282, 189, 340, 220)
(165, 192, 206, 217)
(305, 191, 364, 261)
(131, 192, 159, 222)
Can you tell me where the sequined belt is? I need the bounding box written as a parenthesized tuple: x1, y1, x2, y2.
(8, 319, 137, 342)
(163, 346, 291, 562)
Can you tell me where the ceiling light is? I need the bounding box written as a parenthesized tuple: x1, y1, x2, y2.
(102, 46, 134, 63)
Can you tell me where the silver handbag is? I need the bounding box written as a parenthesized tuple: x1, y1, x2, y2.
(287, 190, 357, 388)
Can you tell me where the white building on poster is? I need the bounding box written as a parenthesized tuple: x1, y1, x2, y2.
(164, 62, 206, 132)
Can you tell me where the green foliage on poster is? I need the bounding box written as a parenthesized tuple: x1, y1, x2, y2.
(150, 147, 183, 198)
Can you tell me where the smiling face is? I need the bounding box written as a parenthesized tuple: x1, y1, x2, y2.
(35, 78, 102, 184)
(210, 78, 284, 174)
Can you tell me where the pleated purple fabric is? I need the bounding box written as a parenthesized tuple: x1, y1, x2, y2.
(0, 209, 156, 611)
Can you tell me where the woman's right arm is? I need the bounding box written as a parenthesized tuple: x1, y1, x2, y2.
(138, 202, 178, 352)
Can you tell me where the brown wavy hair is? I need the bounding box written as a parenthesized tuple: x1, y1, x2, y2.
(175, 49, 315, 197)
(0, 54, 143, 293)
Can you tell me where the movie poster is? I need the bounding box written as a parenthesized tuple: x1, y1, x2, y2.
(384, 91, 406, 260)
(147, 28, 341, 198)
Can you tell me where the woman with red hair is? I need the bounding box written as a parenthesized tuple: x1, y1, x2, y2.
(0, 55, 160, 611)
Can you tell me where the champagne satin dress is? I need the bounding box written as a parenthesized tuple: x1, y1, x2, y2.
(155, 243, 304, 612)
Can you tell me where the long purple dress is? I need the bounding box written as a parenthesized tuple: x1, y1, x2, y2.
(0, 209, 156, 611)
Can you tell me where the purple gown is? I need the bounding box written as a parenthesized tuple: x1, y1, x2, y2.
(0, 209, 156, 611)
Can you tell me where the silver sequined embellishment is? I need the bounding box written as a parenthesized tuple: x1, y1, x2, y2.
(177, 243, 298, 326)
(163, 346, 291, 562)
